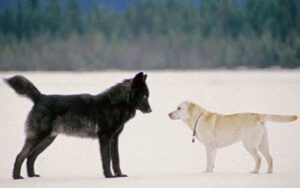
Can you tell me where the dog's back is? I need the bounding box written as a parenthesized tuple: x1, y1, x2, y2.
(27, 94, 99, 138)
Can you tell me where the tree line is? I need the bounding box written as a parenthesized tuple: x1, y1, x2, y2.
(0, 0, 299, 70)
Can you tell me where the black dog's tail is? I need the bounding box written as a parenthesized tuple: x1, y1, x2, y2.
(4, 75, 42, 103)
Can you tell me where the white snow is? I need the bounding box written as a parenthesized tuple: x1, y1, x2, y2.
(0, 70, 299, 188)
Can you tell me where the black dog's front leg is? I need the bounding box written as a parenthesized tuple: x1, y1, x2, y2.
(99, 135, 113, 178)
(111, 135, 127, 177)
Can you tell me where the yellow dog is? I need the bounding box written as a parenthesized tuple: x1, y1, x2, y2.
(169, 101, 297, 173)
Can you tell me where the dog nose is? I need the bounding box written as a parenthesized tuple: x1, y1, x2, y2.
(144, 107, 152, 113)
(168, 113, 172, 118)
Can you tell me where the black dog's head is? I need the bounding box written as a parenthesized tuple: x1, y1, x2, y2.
(131, 72, 152, 113)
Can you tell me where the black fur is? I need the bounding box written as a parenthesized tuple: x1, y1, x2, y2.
(5, 72, 152, 179)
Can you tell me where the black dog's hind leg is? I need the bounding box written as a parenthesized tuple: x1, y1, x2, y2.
(99, 135, 114, 178)
(13, 138, 40, 179)
(27, 136, 56, 178)
(111, 134, 127, 177)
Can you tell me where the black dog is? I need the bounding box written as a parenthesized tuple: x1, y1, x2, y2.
(5, 72, 152, 179)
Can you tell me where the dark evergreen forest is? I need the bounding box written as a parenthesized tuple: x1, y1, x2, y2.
(0, 0, 299, 70)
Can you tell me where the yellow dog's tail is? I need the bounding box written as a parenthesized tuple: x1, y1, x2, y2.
(259, 114, 297, 123)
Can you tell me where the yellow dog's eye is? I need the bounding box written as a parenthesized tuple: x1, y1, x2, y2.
(177, 107, 181, 110)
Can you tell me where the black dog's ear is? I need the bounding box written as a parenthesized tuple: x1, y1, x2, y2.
(133, 72, 144, 84)
(143, 74, 147, 81)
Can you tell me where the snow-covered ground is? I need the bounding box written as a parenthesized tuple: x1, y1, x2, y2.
(0, 70, 299, 188)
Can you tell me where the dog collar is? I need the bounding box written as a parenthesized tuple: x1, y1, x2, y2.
(192, 114, 202, 143)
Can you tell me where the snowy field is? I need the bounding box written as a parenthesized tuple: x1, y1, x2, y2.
(0, 70, 299, 188)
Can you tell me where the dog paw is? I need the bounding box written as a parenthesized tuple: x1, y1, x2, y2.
(105, 174, 114, 178)
(115, 174, 128, 178)
(29, 174, 40, 178)
(13, 175, 24, 180)
(106, 174, 128, 178)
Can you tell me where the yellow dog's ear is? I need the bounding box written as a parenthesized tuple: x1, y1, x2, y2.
(188, 102, 196, 116)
